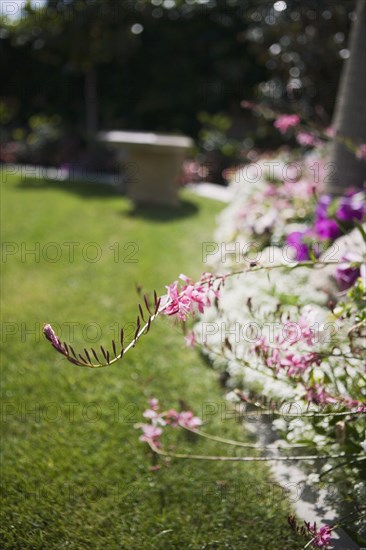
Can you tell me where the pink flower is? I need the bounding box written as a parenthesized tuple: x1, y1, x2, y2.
(163, 280, 193, 320)
(162, 274, 215, 321)
(178, 411, 202, 430)
(342, 398, 366, 411)
(282, 318, 315, 346)
(281, 353, 318, 376)
(356, 143, 366, 160)
(299, 318, 316, 346)
(253, 337, 269, 354)
(307, 523, 333, 548)
(148, 398, 159, 411)
(266, 347, 281, 370)
(142, 409, 166, 426)
(138, 424, 163, 445)
(165, 409, 180, 427)
(274, 114, 300, 134)
(324, 126, 335, 138)
(43, 324, 67, 354)
(185, 330, 196, 347)
(305, 385, 337, 406)
(296, 131, 317, 147)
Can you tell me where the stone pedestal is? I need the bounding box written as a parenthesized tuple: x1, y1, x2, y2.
(98, 131, 193, 206)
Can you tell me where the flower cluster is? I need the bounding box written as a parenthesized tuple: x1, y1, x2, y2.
(136, 398, 202, 448)
(288, 515, 333, 549)
(209, 148, 330, 262)
(192, 142, 366, 545)
(286, 189, 366, 265)
(161, 273, 218, 321)
(308, 524, 333, 549)
(254, 317, 322, 378)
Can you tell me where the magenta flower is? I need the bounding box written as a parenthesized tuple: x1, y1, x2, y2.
(164, 280, 193, 321)
(281, 353, 320, 377)
(274, 114, 300, 134)
(314, 218, 341, 240)
(162, 274, 215, 321)
(336, 190, 366, 223)
(281, 353, 309, 376)
(315, 195, 332, 221)
(285, 231, 311, 261)
(335, 264, 360, 290)
(335, 252, 364, 290)
(307, 523, 333, 548)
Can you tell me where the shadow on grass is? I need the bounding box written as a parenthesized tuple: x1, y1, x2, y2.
(16, 178, 121, 199)
(17, 178, 199, 222)
(126, 198, 199, 222)
(16, 179, 199, 220)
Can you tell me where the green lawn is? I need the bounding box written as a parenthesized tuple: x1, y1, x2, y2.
(1, 173, 303, 549)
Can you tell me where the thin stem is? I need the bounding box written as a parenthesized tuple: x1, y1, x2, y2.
(71, 310, 161, 369)
(180, 424, 308, 449)
(221, 408, 365, 419)
(47, 257, 360, 368)
(148, 441, 362, 462)
(319, 456, 366, 480)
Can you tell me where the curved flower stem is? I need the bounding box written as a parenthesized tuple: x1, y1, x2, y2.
(97, 310, 161, 368)
(77, 309, 162, 369)
(44, 258, 354, 368)
(147, 441, 363, 462)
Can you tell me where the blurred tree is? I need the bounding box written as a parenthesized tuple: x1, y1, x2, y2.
(0, 0, 360, 170)
(328, 0, 366, 194)
(8, 0, 141, 138)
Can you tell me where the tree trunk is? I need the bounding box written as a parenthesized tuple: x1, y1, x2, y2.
(85, 67, 98, 139)
(327, 0, 366, 195)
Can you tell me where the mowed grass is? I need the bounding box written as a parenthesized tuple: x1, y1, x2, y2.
(0, 173, 303, 550)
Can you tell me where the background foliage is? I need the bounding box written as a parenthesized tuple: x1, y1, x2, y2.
(0, 0, 356, 169)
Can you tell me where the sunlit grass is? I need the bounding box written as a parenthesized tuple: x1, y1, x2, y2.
(1, 175, 303, 549)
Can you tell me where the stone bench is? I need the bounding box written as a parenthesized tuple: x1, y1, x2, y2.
(98, 130, 193, 206)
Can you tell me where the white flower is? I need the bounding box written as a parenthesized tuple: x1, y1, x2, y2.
(307, 473, 320, 484)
